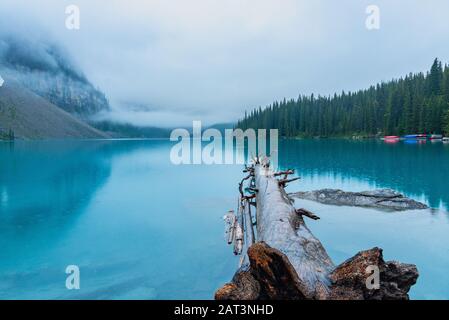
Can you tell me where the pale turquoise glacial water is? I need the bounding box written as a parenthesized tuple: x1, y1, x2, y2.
(0, 139, 448, 299)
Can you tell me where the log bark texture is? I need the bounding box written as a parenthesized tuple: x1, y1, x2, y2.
(216, 163, 419, 300)
(254, 164, 334, 299)
(216, 243, 308, 300)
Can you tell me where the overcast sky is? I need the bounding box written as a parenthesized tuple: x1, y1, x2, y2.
(1, 0, 449, 127)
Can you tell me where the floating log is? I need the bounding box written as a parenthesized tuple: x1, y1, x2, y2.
(254, 163, 334, 299)
(216, 161, 419, 300)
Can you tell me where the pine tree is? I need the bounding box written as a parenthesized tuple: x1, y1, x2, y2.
(444, 110, 449, 135)
(428, 58, 443, 95)
(238, 59, 449, 137)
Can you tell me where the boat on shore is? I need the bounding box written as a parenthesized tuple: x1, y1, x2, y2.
(382, 136, 400, 143)
(403, 134, 442, 140)
(383, 133, 445, 143)
(404, 134, 419, 139)
(403, 134, 427, 140)
(383, 135, 400, 140)
(430, 134, 443, 140)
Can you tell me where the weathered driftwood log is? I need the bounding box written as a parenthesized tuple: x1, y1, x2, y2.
(223, 211, 236, 245)
(254, 164, 334, 299)
(216, 243, 418, 300)
(216, 162, 419, 300)
(216, 242, 308, 300)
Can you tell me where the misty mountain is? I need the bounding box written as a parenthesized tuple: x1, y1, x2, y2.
(0, 77, 108, 139)
(206, 122, 236, 134)
(0, 35, 110, 117)
(91, 120, 171, 138)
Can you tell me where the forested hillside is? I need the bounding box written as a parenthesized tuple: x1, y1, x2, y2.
(238, 59, 449, 137)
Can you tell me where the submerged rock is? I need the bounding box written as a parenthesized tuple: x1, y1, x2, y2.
(290, 188, 428, 211)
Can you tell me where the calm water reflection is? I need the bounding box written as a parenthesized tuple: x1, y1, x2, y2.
(279, 139, 449, 210)
(0, 139, 448, 299)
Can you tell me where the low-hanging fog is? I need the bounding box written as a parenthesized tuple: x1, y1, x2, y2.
(1, 0, 449, 127)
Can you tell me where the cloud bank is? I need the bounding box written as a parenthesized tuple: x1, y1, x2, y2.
(1, 0, 449, 127)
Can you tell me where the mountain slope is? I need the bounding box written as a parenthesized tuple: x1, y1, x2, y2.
(0, 77, 109, 139)
(0, 36, 110, 117)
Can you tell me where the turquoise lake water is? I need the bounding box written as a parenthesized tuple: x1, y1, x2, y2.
(0, 139, 448, 299)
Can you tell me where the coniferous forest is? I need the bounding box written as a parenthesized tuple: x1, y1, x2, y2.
(238, 59, 449, 137)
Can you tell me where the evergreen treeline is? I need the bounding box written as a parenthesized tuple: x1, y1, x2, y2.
(238, 59, 449, 137)
(0, 128, 15, 140)
(91, 120, 171, 138)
